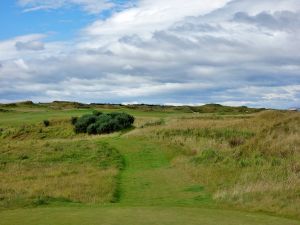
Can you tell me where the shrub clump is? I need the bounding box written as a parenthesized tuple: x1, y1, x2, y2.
(73, 112, 134, 135)
(71, 116, 78, 125)
(43, 120, 50, 127)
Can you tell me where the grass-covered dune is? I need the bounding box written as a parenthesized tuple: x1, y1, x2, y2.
(0, 102, 299, 225)
(0, 100, 264, 114)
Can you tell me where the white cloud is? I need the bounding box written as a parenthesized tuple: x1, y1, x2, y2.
(15, 40, 45, 51)
(83, 0, 231, 38)
(14, 59, 29, 71)
(1, 0, 300, 108)
(0, 34, 46, 60)
(164, 102, 205, 106)
(218, 101, 257, 107)
(262, 85, 300, 101)
(122, 101, 139, 105)
(18, 0, 115, 14)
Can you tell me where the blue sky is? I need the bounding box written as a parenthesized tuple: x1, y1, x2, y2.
(0, 1, 132, 41)
(0, 0, 299, 108)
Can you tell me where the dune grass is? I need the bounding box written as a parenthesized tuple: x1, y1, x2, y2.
(127, 110, 300, 218)
(0, 139, 123, 207)
(0, 104, 299, 224)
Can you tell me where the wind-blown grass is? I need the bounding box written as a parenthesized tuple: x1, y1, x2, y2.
(0, 104, 299, 223)
(126, 110, 300, 218)
(0, 139, 123, 207)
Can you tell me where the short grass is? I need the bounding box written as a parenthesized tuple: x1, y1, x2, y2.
(1, 206, 299, 225)
(0, 103, 299, 224)
(108, 137, 212, 206)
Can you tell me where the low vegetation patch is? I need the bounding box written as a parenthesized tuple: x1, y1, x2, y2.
(0, 140, 123, 208)
(128, 110, 300, 218)
(74, 112, 134, 135)
(0, 108, 11, 112)
(43, 120, 50, 127)
(140, 118, 165, 128)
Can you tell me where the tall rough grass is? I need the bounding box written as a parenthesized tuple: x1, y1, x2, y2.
(0, 139, 123, 208)
(0, 106, 299, 219)
(128, 110, 300, 218)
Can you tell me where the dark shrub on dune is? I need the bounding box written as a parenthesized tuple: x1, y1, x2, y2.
(74, 114, 97, 133)
(74, 112, 134, 135)
(43, 120, 50, 127)
(71, 116, 78, 125)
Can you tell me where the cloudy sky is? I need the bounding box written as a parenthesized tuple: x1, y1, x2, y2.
(0, 0, 299, 108)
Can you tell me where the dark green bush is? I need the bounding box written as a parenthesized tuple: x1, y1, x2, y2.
(71, 116, 78, 125)
(73, 112, 134, 135)
(92, 110, 103, 116)
(97, 114, 113, 124)
(74, 115, 97, 133)
(87, 123, 97, 135)
(43, 120, 50, 127)
(96, 122, 112, 134)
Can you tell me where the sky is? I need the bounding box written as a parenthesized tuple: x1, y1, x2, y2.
(0, 0, 299, 109)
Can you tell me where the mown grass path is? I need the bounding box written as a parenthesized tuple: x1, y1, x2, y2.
(109, 137, 206, 206)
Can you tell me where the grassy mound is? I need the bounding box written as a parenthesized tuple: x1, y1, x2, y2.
(0, 140, 123, 208)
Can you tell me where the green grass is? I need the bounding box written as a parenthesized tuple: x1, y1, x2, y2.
(108, 137, 211, 206)
(0, 104, 299, 224)
(0, 139, 123, 207)
(1, 206, 299, 225)
(0, 109, 91, 126)
(0, 107, 182, 127)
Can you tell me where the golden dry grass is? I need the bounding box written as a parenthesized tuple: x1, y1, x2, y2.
(0, 107, 299, 219)
(0, 164, 117, 207)
(0, 138, 123, 208)
(127, 110, 300, 218)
